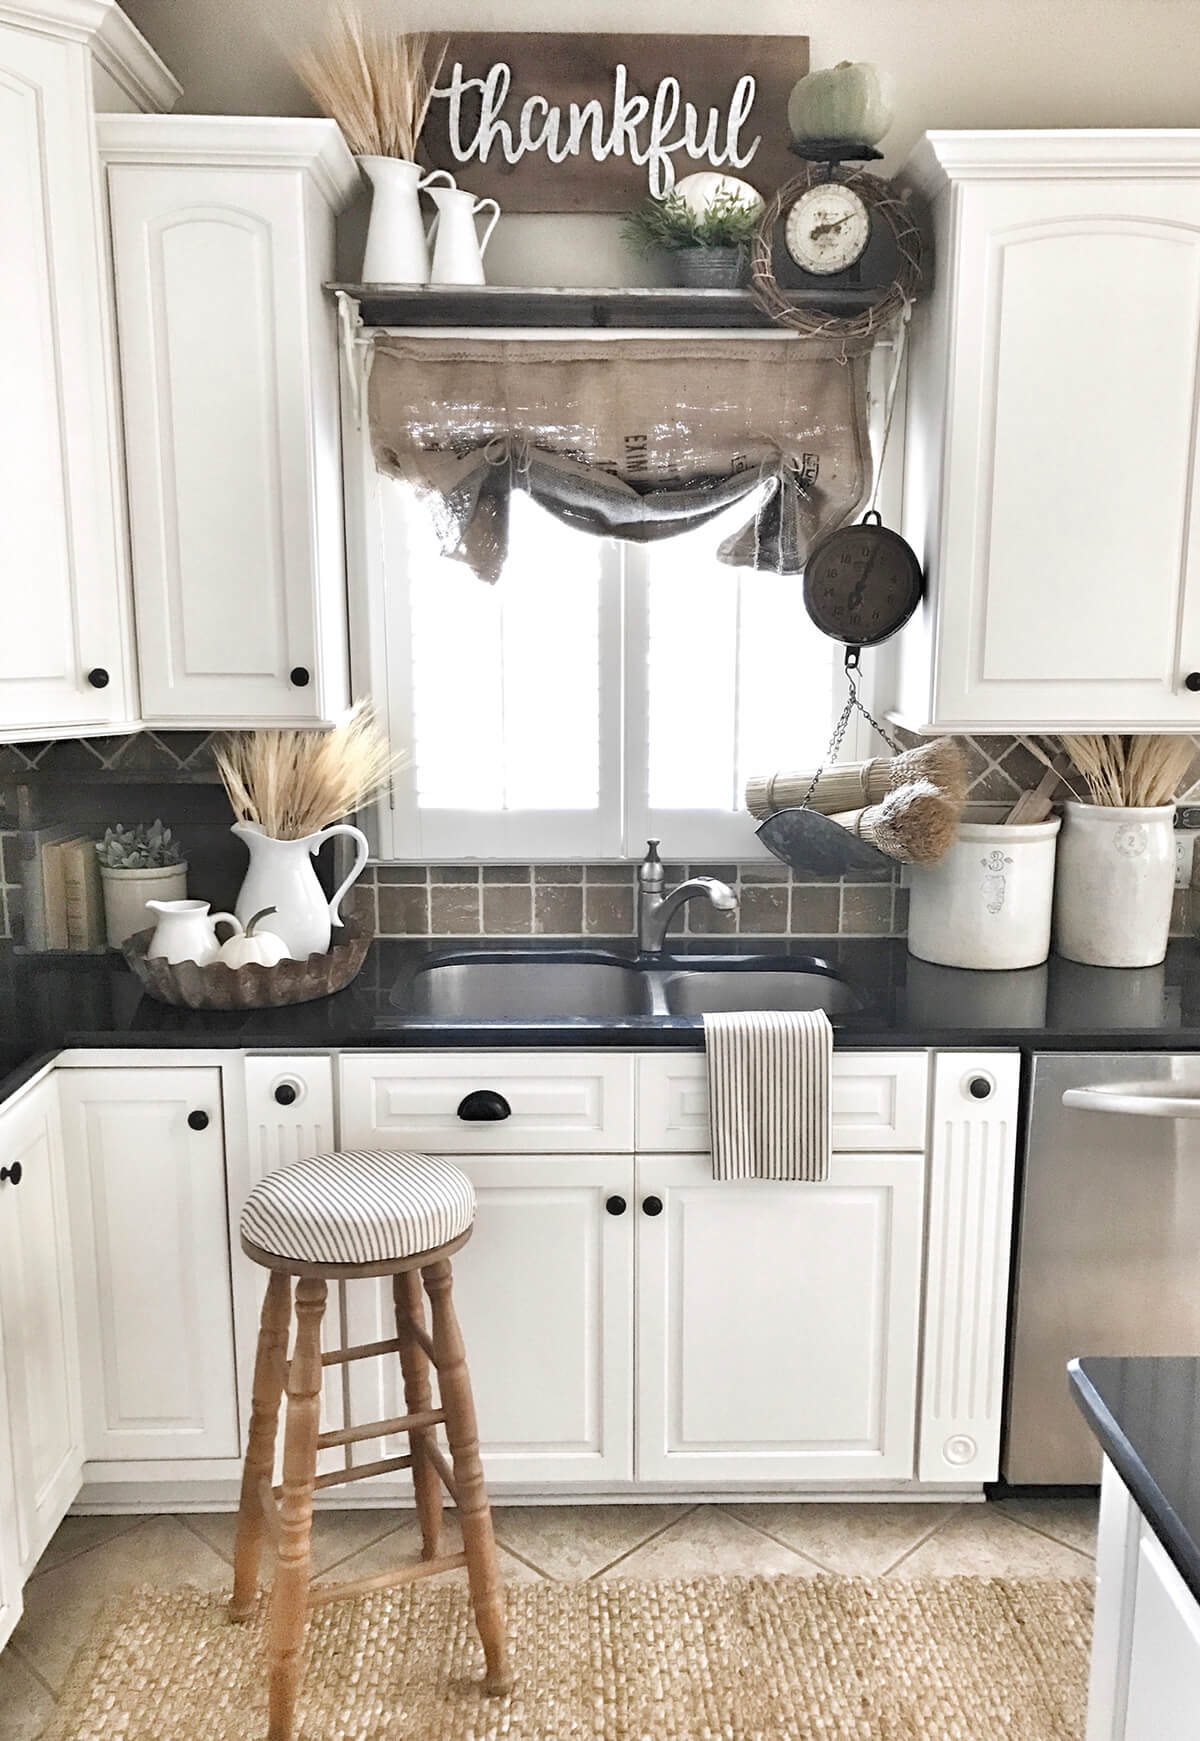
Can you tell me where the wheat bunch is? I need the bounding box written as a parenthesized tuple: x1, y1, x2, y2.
(1061, 734, 1197, 808)
(216, 704, 402, 840)
(294, 5, 446, 161)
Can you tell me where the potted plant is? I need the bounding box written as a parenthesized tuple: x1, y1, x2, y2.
(623, 174, 764, 288)
(295, 3, 448, 284)
(95, 820, 187, 948)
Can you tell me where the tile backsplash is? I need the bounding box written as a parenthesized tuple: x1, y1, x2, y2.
(1, 727, 1195, 945)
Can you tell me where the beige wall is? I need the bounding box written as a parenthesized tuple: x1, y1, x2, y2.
(119, 0, 1200, 281)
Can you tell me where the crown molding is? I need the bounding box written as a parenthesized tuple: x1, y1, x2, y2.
(97, 115, 361, 210)
(0, 1, 179, 111)
(904, 129, 1200, 200)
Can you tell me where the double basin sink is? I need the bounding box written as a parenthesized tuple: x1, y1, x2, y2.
(402, 952, 862, 1022)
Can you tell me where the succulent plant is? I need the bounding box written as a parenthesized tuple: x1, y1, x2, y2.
(95, 820, 185, 870)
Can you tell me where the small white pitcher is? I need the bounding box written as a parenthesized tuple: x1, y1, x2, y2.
(145, 899, 243, 967)
(358, 157, 456, 284)
(427, 185, 501, 285)
(231, 821, 370, 960)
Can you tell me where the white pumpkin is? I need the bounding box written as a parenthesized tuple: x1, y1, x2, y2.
(672, 171, 764, 220)
(218, 905, 292, 969)
(787, 61, 893, 147)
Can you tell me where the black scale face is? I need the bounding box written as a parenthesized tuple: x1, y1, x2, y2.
(801, 515, 924, 648)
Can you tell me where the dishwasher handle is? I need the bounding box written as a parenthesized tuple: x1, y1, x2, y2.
(1062, 1084, 1200, 1120)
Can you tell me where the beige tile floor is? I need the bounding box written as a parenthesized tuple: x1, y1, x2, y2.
(0, 1495, 1097, 1739)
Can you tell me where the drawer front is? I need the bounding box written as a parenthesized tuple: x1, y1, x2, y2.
(637, 1052, 930, 1152)
(339, 1054, 636, 1153)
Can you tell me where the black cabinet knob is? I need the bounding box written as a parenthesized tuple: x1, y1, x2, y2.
(968, 1076, 993, 1101)
(642, 1195, 664, 1217)
(86, 667, 110, 689)
(274, 1083, 298, 1106)
(605, 1195, 627, 1216)
(0, 1161, 23, 1186)
(289, 666, 310, 688)
(187, 1110, 209, 1131)
(1186, 672, 1200, 692)
(457, 1089, 511, 1122)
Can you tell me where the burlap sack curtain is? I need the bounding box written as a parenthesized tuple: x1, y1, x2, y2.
(367, 336, 873, 584)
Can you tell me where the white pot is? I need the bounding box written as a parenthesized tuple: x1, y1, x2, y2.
(100, 861, 188, 949)
(358, 156, 455, 285)
(1052, 801, 1176, 968)
(907, 809, 1061, 970)
(232, 821, 369, 960)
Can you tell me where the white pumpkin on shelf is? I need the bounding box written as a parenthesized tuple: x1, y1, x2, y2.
(787, 61, 894, 148)
(672, 172, 764, 221)
(217, 906, 292, 969)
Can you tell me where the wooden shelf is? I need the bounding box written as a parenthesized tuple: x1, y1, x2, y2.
(327, 282, 879, 331)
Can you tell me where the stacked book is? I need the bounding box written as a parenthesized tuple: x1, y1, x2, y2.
(19, 827, 104, 950)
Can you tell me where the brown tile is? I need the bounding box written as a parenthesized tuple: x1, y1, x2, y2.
(1172, 888, 1192, 935)
(788, 883, 841, 934)
(344, 880, 376, 931)
(534, 884, 584, 934)
(535, 865, 582, 883)
(584, 884, 635, 935)
(893, 887, 910, 932)
(687, 899, 738, 935)
(482, 865, 531, 884)
(377, 883, 429, 935)
(738, 884, 789, 934)
(430, 866, 479, 884)
(429, 884, 481, 934)
(585, 865, 635, 884)
(739, 861, 789, 882)
(482, 884, 533, 934)
(687, 864, 738, 882)
(376, 865, 426, 884)
(969, 765, 1022, 802)
(840, 883, 897, 935)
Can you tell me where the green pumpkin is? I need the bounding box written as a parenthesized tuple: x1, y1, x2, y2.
(787, 61, 893, 147)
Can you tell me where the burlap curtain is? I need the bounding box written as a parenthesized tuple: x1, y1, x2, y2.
(368, 336, 873, 583)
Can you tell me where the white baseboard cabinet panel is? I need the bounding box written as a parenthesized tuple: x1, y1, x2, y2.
(918, 1053, 1021, 1484)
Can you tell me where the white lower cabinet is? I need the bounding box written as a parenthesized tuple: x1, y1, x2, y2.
(0, 1075, 82, 1575)
(58, 1067, 240, 1464)
(0, 1307, 22, 1651)
(635, 1152, 925, 1484)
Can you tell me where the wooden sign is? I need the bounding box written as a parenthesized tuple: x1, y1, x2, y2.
(421, 33, 810, 214)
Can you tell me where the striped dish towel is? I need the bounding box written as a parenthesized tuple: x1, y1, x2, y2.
(702, 1009, 833, 1181)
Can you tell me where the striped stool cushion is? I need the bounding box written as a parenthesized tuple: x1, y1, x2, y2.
(240, 1149, 475, 1267)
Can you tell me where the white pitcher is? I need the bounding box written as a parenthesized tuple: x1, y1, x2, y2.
(427, 185, 501, 285)
(231, 821, 370, 960)
(358, 156, 455, 284)
(145, 899, 243, 967)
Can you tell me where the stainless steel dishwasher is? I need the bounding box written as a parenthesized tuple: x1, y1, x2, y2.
(1004, 1052, 1200, 1485)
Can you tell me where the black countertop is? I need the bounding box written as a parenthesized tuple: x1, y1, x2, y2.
(1070, 1356, 1200, 1605)
(2, 936, 1200, 1104)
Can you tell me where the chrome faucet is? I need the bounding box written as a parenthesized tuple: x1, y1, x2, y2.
(636, 840, 739, 954)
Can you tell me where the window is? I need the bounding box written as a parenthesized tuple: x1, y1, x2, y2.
(368, 478, 872, 862)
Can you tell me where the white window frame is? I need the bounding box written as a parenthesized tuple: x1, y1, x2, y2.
(344, 328, 901, 864)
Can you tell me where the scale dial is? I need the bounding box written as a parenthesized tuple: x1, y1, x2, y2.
(802, 513, 924, 648)
(784, 182, 871, 276)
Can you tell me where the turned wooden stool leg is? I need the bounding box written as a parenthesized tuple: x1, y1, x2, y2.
(231, 1271, 292, 1622)
(423, 1257, 511, 1697)
(267, 1276, 327, 1741)
(394, 1270, 443, 1561)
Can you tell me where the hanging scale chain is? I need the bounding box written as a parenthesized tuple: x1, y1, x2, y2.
(797, 647, 902, 812)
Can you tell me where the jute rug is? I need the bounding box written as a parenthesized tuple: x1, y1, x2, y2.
(43, 1574, 1092, 1740)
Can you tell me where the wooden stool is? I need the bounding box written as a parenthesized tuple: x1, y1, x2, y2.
(231, 1148, 511, 1741)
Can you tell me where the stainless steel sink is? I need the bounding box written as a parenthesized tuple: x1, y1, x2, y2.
(408, 956, 651, 1020)
(660, 969, 861, 1017)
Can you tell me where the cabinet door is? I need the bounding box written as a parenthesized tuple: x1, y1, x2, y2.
(0, 1078, 83, 1573)
(0, 1307, 23, 1651)
(1123, 1528, 1200, 1741)
(58, 1068, 240, 1463)
(907, 173, 1200, 730)
(636, 1152, 924, 1484)
(0, 27, 135, 737)
(105, 146, 348, 726)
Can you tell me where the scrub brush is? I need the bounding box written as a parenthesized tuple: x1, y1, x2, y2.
(746, 738, 967, 820)
(829, 777, 962, 866)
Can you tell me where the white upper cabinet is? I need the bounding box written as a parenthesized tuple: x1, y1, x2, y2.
(100, 117, 358, 726)
(0, 3, 176, 741)
(890, 132, 1200, 732)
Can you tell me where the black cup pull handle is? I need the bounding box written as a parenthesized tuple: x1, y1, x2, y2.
(642, 1195, 664, 1217)
(86, 667, 110, 689)
(457, 1089, 511, 1122)
(187, 1110, 209, 1131)
(605, 1195, 627, 1216)
(967, 1076, 993, 1101)
(290, 666, 310, 688)
(0, 1161, 22, 1186)
(1186, 672, 1200, 693)
(274, 1083, 298, 1106)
